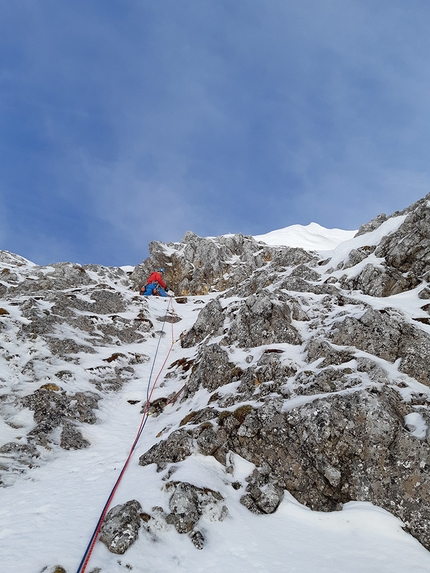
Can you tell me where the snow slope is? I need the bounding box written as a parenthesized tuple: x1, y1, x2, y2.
(254, 222, 357, 251)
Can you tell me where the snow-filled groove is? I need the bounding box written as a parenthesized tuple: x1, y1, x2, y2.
(76, 297, 176, 573)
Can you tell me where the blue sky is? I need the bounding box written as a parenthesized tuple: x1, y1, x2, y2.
(1, 1, 429, 266)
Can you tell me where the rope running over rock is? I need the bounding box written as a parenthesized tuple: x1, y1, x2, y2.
(76, 297, 176, 573)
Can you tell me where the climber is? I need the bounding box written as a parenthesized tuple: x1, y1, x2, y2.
(140, 268, 169, 297)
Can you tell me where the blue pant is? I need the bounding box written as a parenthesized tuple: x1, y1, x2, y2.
(141, 283, 167, 297)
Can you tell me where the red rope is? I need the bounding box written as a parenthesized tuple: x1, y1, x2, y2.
(76, 297, 176, 572)
(166, 384, 186, 405)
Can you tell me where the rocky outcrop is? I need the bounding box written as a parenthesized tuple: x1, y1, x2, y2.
(222, 293, 301, 347)
(20, 386, 99, 448)
(165, 481, 227, 545)
(331, 308, 430, 386)
(130, 231, 317, 296)
(181, 292, 301, 350)
(164, 386, 430, 548)
(184, 343, 241, 396)
(109, 482, 229, 551)
(241, 477, 285, 515)
(355, 213, 388, 237)
(100, 483, 227, 552)
(336, 194, 430, 297)
(180, 298, 225, 347)
(139, 428, 195, 470)
(340, 262, 418, 297)
(100, 500, 142, 554)
(130, 231, 269, 296)
(374, 197, 430, 281)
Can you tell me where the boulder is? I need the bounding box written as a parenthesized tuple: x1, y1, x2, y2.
(331, 308, 430, 386)
(100, 500, 142, 554)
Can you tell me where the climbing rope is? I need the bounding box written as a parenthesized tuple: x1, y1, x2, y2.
(76, 297, 177, 573)
(166, 383, 186, 405)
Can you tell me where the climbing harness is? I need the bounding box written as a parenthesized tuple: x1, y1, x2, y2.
(76, 297, 177, 573)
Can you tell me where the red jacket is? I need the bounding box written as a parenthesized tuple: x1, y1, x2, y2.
(146, 271, 167, 289)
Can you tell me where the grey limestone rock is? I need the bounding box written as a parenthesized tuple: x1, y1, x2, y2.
(331, 308, 430, 386)
(242, 350, 298, 399)
(11, 263, 93, 296)
(165, 481, 227, 539)
(3, 193, 430, 554)
(82, 289, 127, 314)
(0, 441, 40, 479)
(356, 357, 390, 384)
(139, 429, 194, 471)
(375, 196, 430, 279)
(167, 482, 200, 533)
(131, 232, 268, 296)
(279, 275, 339, 296)
(306, 338, 354, 367)
(100, 500, 142, 554)
(21, 387, 99, 448)
(341, 194, 430, 296)
(132, 232, 317, 297)
(269, 246, 317, 268)
(189, 529, 206, 550)
(48, 337, 97, 357)
(241, 481, 284, 514)
(196, 423, 223, 455)
(339, 245, 376, 270)
(224, 293, 301, 347)
(60, 422, 90, 450)
(0, 250, 32, 266)
(17, 287, 140, 353)
(208, 388, 430, 548)
(185, 343, 240, 395)
(181, 297, 225, 348)
(355, 213, 388, 237)
(0, 441, 39, 457)
(295, 367, 360, 396)
(289, 264, 321, 281)
(419, 286, 430, 300)
(340, 262, 417, 297)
